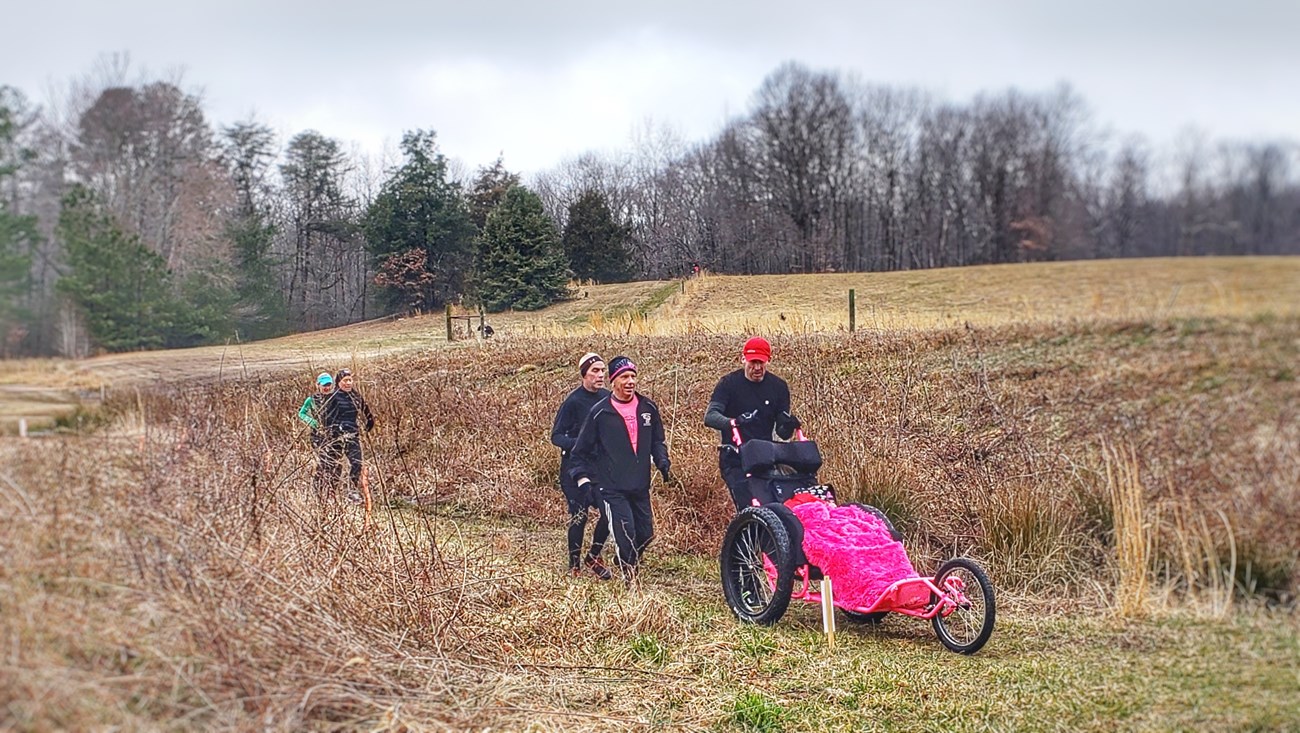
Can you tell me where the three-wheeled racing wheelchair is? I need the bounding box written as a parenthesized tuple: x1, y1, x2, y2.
(719, 436, 996, 654)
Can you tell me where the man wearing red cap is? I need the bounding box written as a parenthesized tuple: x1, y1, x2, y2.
(704, 337, 800, 510)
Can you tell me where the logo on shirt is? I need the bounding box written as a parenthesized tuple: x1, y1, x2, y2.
(641, 413, 652, 426)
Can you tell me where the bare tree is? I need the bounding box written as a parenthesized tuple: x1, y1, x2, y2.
(748, 62, 856, 272)
(277, 130, 365, 329)
(72, 79, 233, 278)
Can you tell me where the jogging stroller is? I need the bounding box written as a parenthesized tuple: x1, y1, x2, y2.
(720, 436, 996, 654)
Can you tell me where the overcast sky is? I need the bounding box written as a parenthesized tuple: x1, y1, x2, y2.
(5, 0, 1298, 175)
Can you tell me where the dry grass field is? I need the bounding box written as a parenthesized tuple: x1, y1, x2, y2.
(2, 256, 1298, 731)
(2, 257, 1296, 432)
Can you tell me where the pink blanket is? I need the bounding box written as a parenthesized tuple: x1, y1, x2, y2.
(789, 500, 919, 611)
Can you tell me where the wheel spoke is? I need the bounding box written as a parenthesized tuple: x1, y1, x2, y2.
(730, 521, 775, 612)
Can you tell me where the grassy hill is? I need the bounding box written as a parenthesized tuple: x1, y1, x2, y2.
(2, 256, 1298, 730)
(3, 256, 1297, 433)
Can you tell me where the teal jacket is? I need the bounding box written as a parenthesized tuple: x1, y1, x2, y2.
(297, 394, 324, 431)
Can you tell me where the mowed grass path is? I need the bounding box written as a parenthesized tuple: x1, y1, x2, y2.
(411, 513, 1300, 732)
(664, 256, 1300, 333)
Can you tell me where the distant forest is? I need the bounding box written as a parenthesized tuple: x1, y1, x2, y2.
(2, 57, 1297, 356)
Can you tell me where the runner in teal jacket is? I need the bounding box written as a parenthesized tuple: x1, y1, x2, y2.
(298, 372, 335, 493)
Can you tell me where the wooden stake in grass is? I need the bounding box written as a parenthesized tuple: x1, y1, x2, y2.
(820, 577, 837, 649)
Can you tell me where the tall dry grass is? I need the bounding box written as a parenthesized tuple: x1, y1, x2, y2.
(1, 414, 713, 729)
(1158, 505, 1238, 616)
(4, 314, 1296, 728)
(1104, 443, 1154, 617)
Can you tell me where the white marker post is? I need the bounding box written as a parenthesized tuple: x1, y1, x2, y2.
(18, 418, 28, 439)
(820, 577, 836, 649)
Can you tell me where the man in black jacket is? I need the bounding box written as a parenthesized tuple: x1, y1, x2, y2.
(703, 337, 800, 510)
(570, 355, 670, 586)
(550, 352, 613, 580)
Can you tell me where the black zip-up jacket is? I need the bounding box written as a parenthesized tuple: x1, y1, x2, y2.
(322, 390, 375, 435)
(550, 386, 609, 470)
(704, 369, 791, 445)
(569, 393, 669, 494)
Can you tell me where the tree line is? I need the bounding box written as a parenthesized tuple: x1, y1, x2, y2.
(1, 59, 1297, 356)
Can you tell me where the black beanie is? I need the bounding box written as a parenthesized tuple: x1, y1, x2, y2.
(607, 355, 636, 380)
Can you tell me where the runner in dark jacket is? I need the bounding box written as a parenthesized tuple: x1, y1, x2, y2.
(550, 352, 613, 579)
(704, 337, 801, 510)
(321, 368, 375, 501)
(570, 355, 670, 586)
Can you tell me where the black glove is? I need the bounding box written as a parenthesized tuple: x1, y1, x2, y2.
(775, 411, 801, 439)
(578, 477, 598, 502)
(658, 463, 671, 483)
(735, 410, 760, 426)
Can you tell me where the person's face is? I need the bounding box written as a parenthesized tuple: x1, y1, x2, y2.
(318, 382, 334, 395)
(338, 375, 354, 391)
(743, 357, 768, 382)
(611, 370, 636, 400)
(582, 361, 606, 392)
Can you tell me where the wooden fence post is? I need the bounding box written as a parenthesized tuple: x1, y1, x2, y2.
(445, 304, 453, 341)
(849, 289, 856, 333)
(820, 577, 836, 648)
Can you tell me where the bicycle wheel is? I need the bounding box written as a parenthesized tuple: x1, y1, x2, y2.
(720, 506, 796, 625)
(930, 558, 996, 654)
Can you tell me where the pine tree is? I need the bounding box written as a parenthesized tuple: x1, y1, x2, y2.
(363, 130, 475, 313)
(55, 186, 185, 351)
(0, 87, 37, 353)
(468, 156, 520, 231)
(222, 121, 286, 339)
(562, 189, 635, 283)
(476, 186, 570, 312)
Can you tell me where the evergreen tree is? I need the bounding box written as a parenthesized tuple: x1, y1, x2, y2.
(468, 156, 520, 231)
(0, 87, 37, 353)
(476, 186, 570, 312)
(172, 260, 239, 347)
(363, 130, 475, 313)
(55, 186, 185, 351)
(222, 121, 286, 339)
(562, 189, 635, 283)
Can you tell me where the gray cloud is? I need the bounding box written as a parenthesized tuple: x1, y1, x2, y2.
(5, 0, 1298, 174)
